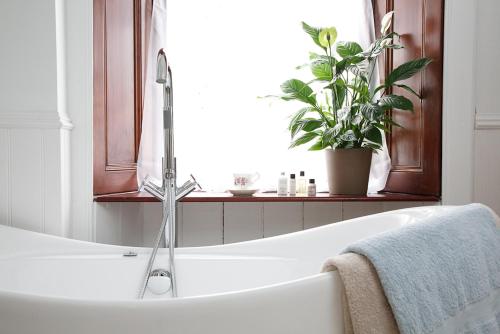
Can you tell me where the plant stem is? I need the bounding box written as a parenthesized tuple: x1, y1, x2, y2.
(328, 43, 337, 124)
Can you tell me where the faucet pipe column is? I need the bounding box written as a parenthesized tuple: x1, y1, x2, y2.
(138, 49, 200, 299)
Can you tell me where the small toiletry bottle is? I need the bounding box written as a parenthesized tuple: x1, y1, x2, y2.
(289, 173, 296, 196)
(297, 171, 307, 195)
(277, 172, 288, 196)
(307, 179, 316, 196)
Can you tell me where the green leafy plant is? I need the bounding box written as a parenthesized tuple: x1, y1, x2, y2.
(273, 12, 431, 151)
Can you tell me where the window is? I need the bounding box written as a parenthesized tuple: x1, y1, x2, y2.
(168, 0, 377, 191)
(93, 0, 443, 197)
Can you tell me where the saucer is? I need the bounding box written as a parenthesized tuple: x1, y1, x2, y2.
(228, 189, 258, 196)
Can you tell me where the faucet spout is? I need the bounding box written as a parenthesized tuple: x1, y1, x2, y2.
(156, 48, 168, 84)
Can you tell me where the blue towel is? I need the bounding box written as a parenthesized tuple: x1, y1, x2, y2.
(344, 204, 500, 334)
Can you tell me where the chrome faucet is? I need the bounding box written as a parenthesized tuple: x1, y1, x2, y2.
(138, 49, 200, 299)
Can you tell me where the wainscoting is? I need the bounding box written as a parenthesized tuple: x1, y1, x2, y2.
(94, 201, 437, 247)
(0, 113, 72, 236)
(474, 128, 500, 214)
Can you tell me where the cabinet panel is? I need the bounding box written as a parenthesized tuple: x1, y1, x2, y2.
(181, 203, 223, 246)
(224, 203, 263, 243)
(263, 203, 303, 238)
(342, 202, 384, 220)
(304, 203, 342, 229)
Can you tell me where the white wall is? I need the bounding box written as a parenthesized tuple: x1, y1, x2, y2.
(442, 0, 500, 213)
(0, 0, 72, 236)
(63, 0, 94, 241)
(473, 0, 500, 214)
(0, 0, 57, 112)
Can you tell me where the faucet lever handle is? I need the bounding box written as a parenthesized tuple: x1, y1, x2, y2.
(190, 174, 202, 191)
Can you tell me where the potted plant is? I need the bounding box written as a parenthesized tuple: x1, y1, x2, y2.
(271, 12, 431, 195)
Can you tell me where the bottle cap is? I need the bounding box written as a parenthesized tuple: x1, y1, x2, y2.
(300, 171, 305, 176)
(280, 172, 285, 176)
(290, 174, 295, 179)
(309, 179, 315, 184)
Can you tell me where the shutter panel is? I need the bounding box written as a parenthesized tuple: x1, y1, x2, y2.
(93, 0, 152, 195)
(373, 0, 444, 196)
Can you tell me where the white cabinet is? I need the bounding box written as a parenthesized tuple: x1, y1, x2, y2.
(94, 200, 439, 247)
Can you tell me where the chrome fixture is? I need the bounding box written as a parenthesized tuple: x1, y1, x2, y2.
(123, 251, 138, 257)
(138, 49, 200, 299)
(147, 269, 172, 295)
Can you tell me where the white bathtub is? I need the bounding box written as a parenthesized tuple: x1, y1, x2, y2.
(0, 205, 449, 334)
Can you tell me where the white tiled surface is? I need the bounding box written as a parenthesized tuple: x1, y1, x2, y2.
(94, 201, 440, 247)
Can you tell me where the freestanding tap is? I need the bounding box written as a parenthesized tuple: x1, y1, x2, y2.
(138, 49, 200, 299)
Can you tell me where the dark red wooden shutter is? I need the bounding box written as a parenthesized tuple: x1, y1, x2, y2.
(93, 0, 152, 195)
(373, 0, 444, 197)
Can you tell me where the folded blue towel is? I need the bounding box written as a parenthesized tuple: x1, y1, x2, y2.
(344, 204, 500, 334)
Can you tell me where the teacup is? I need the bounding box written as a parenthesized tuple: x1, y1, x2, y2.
(233, 172, 260, 190)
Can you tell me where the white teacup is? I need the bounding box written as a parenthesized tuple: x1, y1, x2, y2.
(233, 172, 260, 190)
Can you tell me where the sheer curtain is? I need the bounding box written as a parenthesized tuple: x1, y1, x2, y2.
(137, 0, 167, 185)
(139, 0, 390, 192)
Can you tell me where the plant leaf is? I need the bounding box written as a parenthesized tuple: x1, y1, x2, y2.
(360, 103, 383, 121)
(308, 139, 328, 151)
(394, 84, 421, 98)
(334, 78, 346, 109)
(280, 79, 317, 106)
(288, 107, 313, 130)
(340, 130, 358, 142)
(311, 60, 333, 81)
(336, 41, 363, 58)
(301, 22, 325, 50)
(386, 58, 432, 86)
(364, 126, 383, 145)
(291, 118, 323, 138)
(335, 56, 365, 76)
(373, 122, 390, 133)
(289, 131, 319, 148)
(379, 94, 414, 111)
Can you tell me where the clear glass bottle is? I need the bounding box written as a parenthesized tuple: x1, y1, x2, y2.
(277, 172, 288, 196)
(289, 173, 296, 196)
(307, 179, 316, 196)
(297, 171, 307, 195)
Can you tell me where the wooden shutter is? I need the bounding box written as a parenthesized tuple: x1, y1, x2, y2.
(93, 0, 152, 195)
(373, 0, 444, 197)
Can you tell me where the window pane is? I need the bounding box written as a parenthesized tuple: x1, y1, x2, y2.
(168, 0, 372, 191)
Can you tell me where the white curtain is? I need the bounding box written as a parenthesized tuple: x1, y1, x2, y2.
(138, 0, 390, 193)
(137, 0, 167, 186)
(362, 1, 392, 193)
